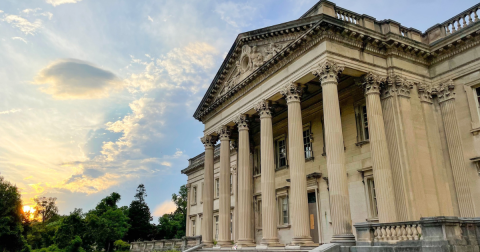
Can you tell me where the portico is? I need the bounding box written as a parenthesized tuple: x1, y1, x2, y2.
(181, 0, 480, 250)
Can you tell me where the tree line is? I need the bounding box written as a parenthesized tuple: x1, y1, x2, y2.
(0, 176, 187, 252)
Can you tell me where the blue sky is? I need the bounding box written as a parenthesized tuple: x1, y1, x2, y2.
(0, 0, 477, 220)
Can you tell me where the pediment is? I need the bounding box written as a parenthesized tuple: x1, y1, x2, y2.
(214, 42, 288, 101)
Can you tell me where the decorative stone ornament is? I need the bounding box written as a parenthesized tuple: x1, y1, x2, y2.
(393, 75, 413, 97)
(311, 60, 345, 85)
(434, 80, 455, 103)
(360, 72, 385, 96)
(201, 135, 218, 148)
(417, 82, 433, 103)
(233, 114, 249, 130)
(280, 83, 303, 103)
(254, 100, 272, 117)
(216, 126, 231, 141)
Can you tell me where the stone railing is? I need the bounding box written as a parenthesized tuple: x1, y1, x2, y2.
(442, 3, 480, 36)
(130, 236, 202, 252)
(354, 217, 480, 251)
(335, 7, 361, 25)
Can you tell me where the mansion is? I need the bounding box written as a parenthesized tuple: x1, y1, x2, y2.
(181, 0, 480, 250)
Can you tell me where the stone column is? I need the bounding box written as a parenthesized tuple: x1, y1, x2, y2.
(312, 61, 354, 245)
(254, 100, 282, 247)
(201, 135, 218, 247)
(359, 73, 397, 223)
(280, 83, 314, 246)
(417, 84, 454, 216)
(216, 126, 232, 246)
(435, 81, 475, 217)
(234, 114, 255, 247)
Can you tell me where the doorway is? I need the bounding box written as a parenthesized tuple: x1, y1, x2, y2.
(308, 192, 319, 243)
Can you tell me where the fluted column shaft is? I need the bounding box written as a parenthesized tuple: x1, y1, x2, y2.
(313, 61, 354, 245)
(201, 135, 218, 247)
(281, 83, 313, 245)
(361, 73, 397, 223)
(217, 126, 232, 246)
(437, 82, 475, 217)
(186, 183, 191, 236)
(234, 115, 255, 246)
(255, 101, 281, 246)
(417, 85, 454, 216)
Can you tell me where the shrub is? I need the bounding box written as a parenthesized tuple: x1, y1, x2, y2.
(114, 240, 130, 251)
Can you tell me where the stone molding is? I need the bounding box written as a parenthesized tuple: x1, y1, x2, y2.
(311, 60, 344, 85)
(280, 83, 303, 103)
(417, 82, 433, 104)
(359, 72, 384, 96)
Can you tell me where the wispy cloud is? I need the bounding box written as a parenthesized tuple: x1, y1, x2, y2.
(33, 59, 122, 99)
(153, 200, 177, 216)
(46, 0, 83, 6)
(148, 16, 154, 22)
(0, 108, 23, 114)
(214, 2, 257, 28)
(3, 15, 42, 35)
(12, 37, 27, 43)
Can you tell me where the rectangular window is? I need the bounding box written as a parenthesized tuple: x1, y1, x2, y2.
(254, 146, 261, 175)
(230, 174, 233, 194)
(275, 137, 287, 169)
(192, 220, 196, 236)
(215, 178, 219, 198)
(355, 103, 369, 142)
(303, 125, 313, 160)
(366, 178, 378, 218)
(257, 200, 262, 228)
(215, 216, 219, 240)
(193, 186, 197, 205)
(230, 213, 233, 234)
(278, 196, 289, 225)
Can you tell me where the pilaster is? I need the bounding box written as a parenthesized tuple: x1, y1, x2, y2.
(435, 81, 475, 217)
(312, 61, 354, 245)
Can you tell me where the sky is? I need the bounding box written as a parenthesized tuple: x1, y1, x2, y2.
(0, 0, 477, 221)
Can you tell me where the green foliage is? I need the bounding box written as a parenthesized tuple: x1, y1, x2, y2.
(113, 240, 130, 251)
(156, 185, 187, 240)
(125, 184, 153, 242)
(54, 209, 91, 251)
(27, 220, 62, 249)
(86, 192, 130, 251)
(33, 197, 59, 223)
(0, 176, 30, 252)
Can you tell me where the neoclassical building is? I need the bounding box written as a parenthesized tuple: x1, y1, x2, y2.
(181, 0, 480, 249)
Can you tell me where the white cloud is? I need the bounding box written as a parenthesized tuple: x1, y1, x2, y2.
(46, 0, 83, 6)
(153, 200, 177, 216)
(12, 37, 27, 44)
(40, 12, 54, 20)
(4, 15, 42, 35)
(34, 59, 122, 99)
(148, 16, 154, 22)
(22, 8, 41, 14)
(0, 108, 23, 114)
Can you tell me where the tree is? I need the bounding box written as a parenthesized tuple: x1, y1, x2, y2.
(86, 192, 130, 251)
(54, 209, 91, 251)
(33, 197, 59, 223)
(125, 184, 153, 242)
(0, 176, 29, 251)
(156, 185, 187, 240)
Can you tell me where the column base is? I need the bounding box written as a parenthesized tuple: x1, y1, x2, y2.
(202, 241, 214, 248)
(260, 238, 283, 247)
(331, 234, 356, 246)
(290, 236, 316, 246)
(236, 239, 256, 248)
(215, 240, 233, 248)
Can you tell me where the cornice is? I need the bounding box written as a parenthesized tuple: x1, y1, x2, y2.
(194, 14, 480, 122)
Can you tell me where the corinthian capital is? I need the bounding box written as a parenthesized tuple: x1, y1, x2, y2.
(254, 100, 272, 118)
(359, 72, 385, 96)
(280, 83, 302, 103)
(216, 126, 231, 141)
(417, 82, 433, 104)
(434, 80, 455, 103)
(311, 60, 344, 85)
(201, 134, 218, 148)
(233, 114, 249, 130)
(392, 75, 413, 97)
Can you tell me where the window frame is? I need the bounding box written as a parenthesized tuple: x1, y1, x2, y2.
(253, 145, 261, 176)
(215, 178, 220, 199)
(354, 101, 370, 145)
(277, 194, 289, 226)
(359, 167, 378, 222)
(192, 185, 197, 205)
(303, 123, 314, 161)
(274, 134, 288, 170)
(191, 219, 196, 236)
(462, 80, 480, 134)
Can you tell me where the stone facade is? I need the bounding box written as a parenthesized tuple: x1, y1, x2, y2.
(181, 0, 480, 249)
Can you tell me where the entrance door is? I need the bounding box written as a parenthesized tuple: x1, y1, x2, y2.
(308, 192, 319, 244)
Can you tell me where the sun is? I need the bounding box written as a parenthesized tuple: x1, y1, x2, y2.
(23, 205, 35, 220)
